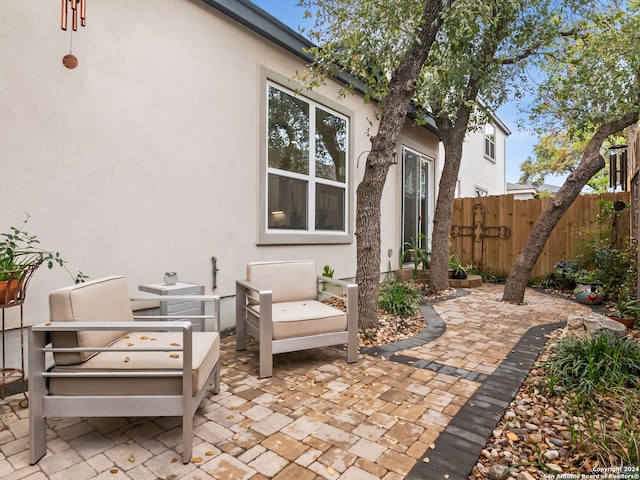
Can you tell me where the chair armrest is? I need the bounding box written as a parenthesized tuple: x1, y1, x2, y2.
(30, 321, 196, 385)
(235, 280, 271, 298)
(31, 320, 194, 333)
(317, 276, 358, 332)
(317, 276, 357, 301)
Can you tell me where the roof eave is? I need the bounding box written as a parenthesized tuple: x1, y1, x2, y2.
(200, 0, 439, 135)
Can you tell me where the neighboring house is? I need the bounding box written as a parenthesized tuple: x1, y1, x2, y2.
(1, 0, 504, 329)
(507, 182, 561, 199)
(443, 115, 510, 198)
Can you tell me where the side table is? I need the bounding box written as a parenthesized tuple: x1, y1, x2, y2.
(137, 282, 206, 331)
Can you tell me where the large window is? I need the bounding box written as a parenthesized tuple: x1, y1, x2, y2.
(484, 123, 496, 161)
(261, 80, 351, 244)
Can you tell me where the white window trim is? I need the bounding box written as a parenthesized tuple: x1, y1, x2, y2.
(257, 67, 354, 245)
(475, 185, 489, 197)
(484, 123, 496, 163)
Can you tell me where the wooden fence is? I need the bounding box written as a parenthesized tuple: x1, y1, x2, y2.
(450, 192, 631, 279)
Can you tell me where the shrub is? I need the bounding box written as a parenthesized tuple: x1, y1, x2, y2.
(545, 333, 640, 399)
(378, 281, 424, 318)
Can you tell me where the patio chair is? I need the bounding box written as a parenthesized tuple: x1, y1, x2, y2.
(29, 275, 221, 465)
(235, 260, 358, 378)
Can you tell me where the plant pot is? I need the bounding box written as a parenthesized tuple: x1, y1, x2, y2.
(608, 316, 636, 329)
(452, 270, 467, 280)
(0, 278, 24, 307)
(573, 282, 606, 305)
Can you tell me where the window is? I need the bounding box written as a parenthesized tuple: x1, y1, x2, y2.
(484, 124, 496, 161)
(475, 186, 489, 197)
(259, 78, 352, 244)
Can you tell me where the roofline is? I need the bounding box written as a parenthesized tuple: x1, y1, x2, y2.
(199, 0, 316, 64)
(199, 0, 439, 135)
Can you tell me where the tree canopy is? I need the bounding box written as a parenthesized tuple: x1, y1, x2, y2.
(295, 0, 635, 322)
(503, 0, 640, 302)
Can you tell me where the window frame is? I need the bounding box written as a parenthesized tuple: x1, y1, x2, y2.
(484, 123, 496, 162)
(258, 68, 354, 245)
(475, 185, 489, 197)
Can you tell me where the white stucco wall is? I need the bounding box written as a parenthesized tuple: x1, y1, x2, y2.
(1, 0, 439, 332)
(439, 124, 508, 198)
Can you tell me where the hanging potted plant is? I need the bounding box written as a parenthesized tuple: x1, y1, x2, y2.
(1, 214, 85, 306)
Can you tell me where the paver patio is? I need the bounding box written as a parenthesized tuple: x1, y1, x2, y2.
(0, 284, 591, 480)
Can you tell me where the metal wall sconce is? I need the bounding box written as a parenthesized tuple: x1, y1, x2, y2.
(391, 152, 398, 165)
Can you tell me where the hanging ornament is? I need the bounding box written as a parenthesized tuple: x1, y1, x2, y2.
(60, 0, 86, 69)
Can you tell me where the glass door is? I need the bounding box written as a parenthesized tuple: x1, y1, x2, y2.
(402, 147, 432, 264)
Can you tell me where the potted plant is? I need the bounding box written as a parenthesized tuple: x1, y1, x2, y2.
(403, 234, 430, 282)
(609, 291, 640, 329)
(448, 254, 473, 280)
(1, 214, 85, 305)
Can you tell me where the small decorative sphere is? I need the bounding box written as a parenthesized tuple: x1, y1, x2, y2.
(62, 54, 78, 69)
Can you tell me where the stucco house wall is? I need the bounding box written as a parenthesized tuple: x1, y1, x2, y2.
(439, 121, 509, 198)
(1, 0, 440, 332)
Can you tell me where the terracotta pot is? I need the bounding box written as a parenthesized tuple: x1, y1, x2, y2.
(0, 278, 23, 306)
(608, 316, 636, 329)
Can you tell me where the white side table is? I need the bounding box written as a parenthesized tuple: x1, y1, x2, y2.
(138, 282, 206, 331)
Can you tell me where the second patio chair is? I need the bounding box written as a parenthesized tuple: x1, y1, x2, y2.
(235, 260, 358, 378)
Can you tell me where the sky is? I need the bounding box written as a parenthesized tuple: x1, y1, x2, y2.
(250, 0, 542, 185)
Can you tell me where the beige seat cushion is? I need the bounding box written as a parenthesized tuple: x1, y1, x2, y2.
(49, 276, 133, 365)
(248, 300, 347, 340)
(247, 261, 318, 303)
(48, 331, 220, 396)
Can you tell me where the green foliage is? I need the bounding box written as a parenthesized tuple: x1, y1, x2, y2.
(559, 200, 635, 296)
(544, 333, 640, 465)
(1, 214, 86, 283)
(470, 268, 508, 284)
(518, 133, 611, 193)
(545, 333, 640, 400)
(402, 234, 430, 280)
(528, 2, 640, 138)
(448, 254, 473, 275)
(322, 265, 334, 278)
(378, 281, 424, 318)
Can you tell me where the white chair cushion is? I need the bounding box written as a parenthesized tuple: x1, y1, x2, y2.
(248, 300, 347, 340)
(48, 331, 220, 396)
(247, 261, 318, 303)
(49, 276, 132, 365)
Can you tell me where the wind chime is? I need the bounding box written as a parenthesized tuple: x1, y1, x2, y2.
(609, 144, 628, 191)
(60, 0, 87, 69)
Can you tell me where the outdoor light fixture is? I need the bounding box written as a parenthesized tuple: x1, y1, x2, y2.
(60, 0, 86, 69)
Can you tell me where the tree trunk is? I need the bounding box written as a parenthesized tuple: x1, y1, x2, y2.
(355, 0, 446, 329)
(429, 125, 467, 292)
(502, 113, 640, 303)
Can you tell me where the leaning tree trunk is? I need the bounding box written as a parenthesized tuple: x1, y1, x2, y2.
(502, 113, 640, 303)
(356, 0, 446, 329)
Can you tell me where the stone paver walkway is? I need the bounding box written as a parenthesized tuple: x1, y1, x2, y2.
(0, 285, 590, 480)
